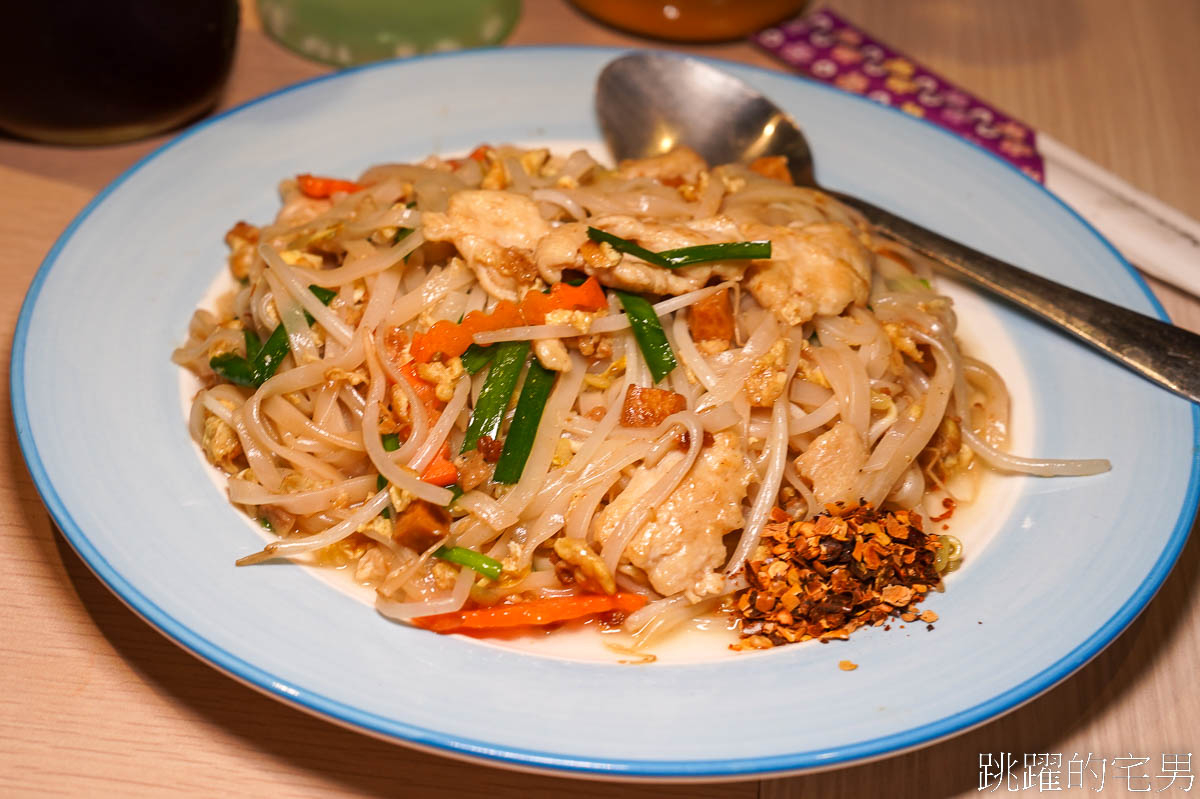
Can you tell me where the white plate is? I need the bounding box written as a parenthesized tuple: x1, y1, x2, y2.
(12, 47, 1198, 779)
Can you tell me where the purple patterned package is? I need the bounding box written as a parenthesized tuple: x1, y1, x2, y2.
(753, 9, 1045, 181)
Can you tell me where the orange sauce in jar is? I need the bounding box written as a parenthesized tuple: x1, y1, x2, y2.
(570, 0, 808, 43)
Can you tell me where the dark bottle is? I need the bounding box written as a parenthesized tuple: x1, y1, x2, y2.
(0, 2, 239, 145)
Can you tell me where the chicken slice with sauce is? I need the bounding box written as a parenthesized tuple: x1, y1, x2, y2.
(535, 215, 747, 296)
(592, 430, 753, 600)
(421, 189, 550, 301)
(794, 422, 867, 506)
(616, 145, 708, 187)
(742, 221, 873, 326)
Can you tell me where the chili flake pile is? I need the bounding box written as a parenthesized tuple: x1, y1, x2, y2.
(732, 503, 946, 650)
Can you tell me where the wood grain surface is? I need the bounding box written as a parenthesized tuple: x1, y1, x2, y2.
(1, 1, 1196, 796)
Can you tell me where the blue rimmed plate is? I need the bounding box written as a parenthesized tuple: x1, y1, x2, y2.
(12, 47, 1198, 779)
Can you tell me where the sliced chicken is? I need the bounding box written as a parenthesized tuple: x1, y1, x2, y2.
(422, 190, 550, 301)
(742, 222, 873, 326)
(794, 422, 867, 506)
(592, 431, 753, 598)
(616, 145, 708, 186)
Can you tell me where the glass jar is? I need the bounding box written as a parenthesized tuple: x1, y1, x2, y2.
(257, 0, 522, 66)
(0, 2, 239, 146)
(571, 0, 807, 43)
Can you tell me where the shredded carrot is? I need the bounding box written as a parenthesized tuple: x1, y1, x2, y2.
(519, 276, 607, 324)
(410, 301, 523, 363)
(398, 362, 442, 412)
(419, 442, 458, 487)
(410, 279, 607, 363)
(412, 593, 647, 633)
(296, 174, 363, 198)
(448, 144, 494, 171)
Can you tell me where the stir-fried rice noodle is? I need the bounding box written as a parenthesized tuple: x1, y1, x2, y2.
(174, 144, 1110, 645)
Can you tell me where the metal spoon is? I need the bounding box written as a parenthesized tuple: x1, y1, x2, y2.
(596, 52, 1200, 404)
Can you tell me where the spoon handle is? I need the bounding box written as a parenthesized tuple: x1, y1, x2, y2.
(835, 193, 1200, 404)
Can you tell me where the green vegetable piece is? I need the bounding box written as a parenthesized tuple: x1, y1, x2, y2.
(251, 324, 291, 385)
(460, 343, 497, 375)
(586, 226, 669, 267)
(377, 474, 391, 519)
(381, 433, 401, 452)
(586, 226, 770, 269)
(209, 352, 258, 388)
(248, 283, 338, 386)
(307, 284, 337, 304)
(656, 240, 771, 267)
(258, 516, 274, 532)
(461, 340, 529, 453)
(243, 329, 262, 361)
(393, 227, 413, 245)
(615, 291, 678, 384)
(434, 545, 503, 581)
(445, 484, 464, 508)
(493, 358, 556, 484)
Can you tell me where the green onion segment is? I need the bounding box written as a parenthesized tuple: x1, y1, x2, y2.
(586, 227, 770, 269)
(461, 343, 497, 375)
(209, 284, 336, 387)
(615, 291, 678, 384)
(461, 340, 529, 453)
(434, 545, 502, 580)
(493, 358, 557, 484)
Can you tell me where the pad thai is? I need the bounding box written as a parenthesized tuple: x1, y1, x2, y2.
(173, 144, 1109, 647)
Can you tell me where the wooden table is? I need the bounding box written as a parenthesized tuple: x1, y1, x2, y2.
(2, 1, 1196, 795)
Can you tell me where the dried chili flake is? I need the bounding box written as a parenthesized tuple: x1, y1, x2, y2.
(730, 503, 948, 650)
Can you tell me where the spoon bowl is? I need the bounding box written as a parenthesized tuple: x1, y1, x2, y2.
(596, 52, 1200, 404)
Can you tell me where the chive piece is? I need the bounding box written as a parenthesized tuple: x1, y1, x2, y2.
(308, 284, 337, 304)
(248, 284, 338, 386)
(461, 343, 497, 375)
(393, 227, 413, 245)
(586, 227, 770, 269)
(258, 516, 274, 532)
(493, 358, 556, 484)
(918, 278, 932, 289)
(586, 227, 669, 267)
(446, 484, 464, 508)
(434, 545, 503, 581)
(461, 340, 529, 453)
(243, 329, 262, 361)
(377, 474, 391, 519)
(381, 433, 401, 452)
(251, 324, 291, 385)
(615, 291, 678, 384)
(656, 240, 771, 267)
(209, 352, 259, 387)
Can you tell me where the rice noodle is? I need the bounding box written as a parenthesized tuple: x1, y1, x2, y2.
(600, 411, 703, 574)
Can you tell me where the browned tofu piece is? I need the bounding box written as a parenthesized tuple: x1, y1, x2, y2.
(392, 500, 450, 553)
(687, 287, 735, 346)
(620, 385, 687, 428)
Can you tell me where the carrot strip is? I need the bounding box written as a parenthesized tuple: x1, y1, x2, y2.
(411, 593, 647, 633)
(411, 279, 607, 363)
(520, 276, 607, 324)
(296, 173, 363, 198)
(419, 442, 458, 487)
(411, 301, 523, 363)
(398, 362, 442, 412)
